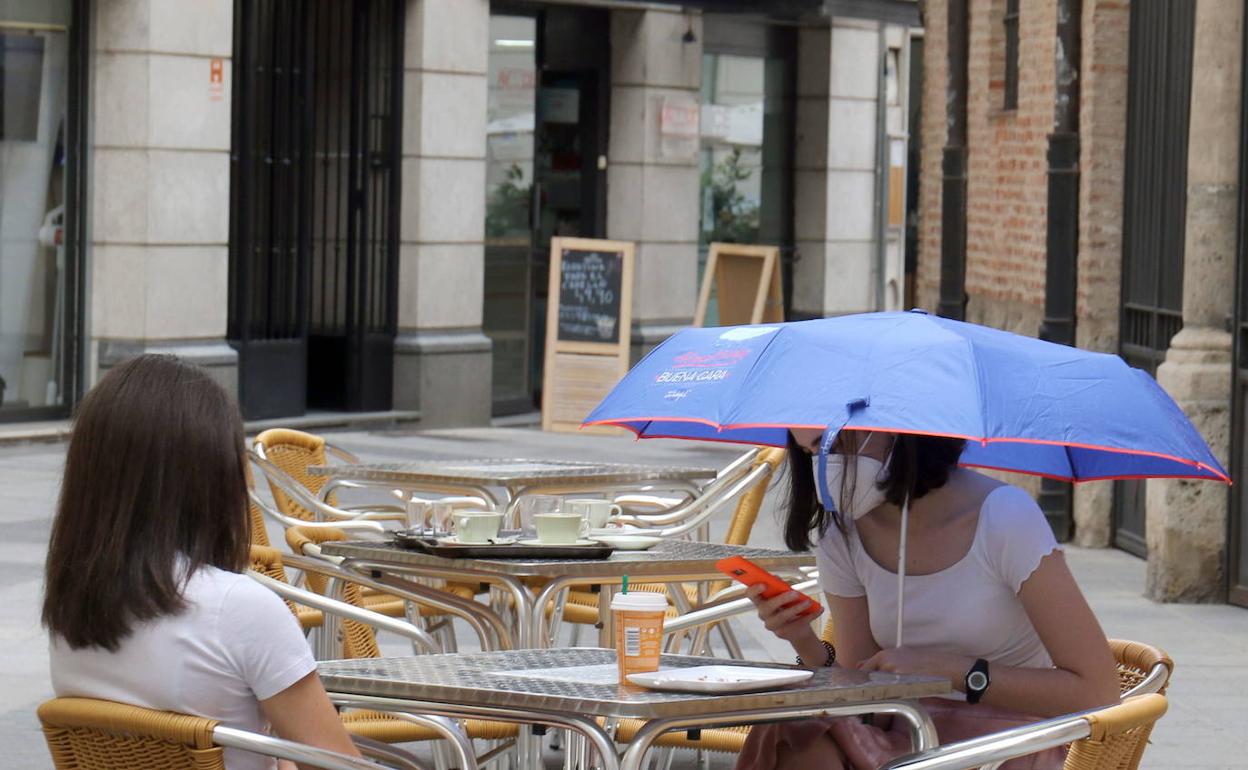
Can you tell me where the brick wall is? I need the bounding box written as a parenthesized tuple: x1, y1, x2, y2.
(1076, 0, 1130, 355)
(915, 0, 947, 311)
(918, 0, 1129, 341)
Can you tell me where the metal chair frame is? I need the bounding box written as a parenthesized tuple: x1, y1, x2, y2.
(879, 694, 1168, 770)
(250, 448, 408, 523)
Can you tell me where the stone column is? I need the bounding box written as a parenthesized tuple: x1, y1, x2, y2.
(1146, 0, 1242, 602)
(393, 0, 493, 426)
(793, 20, 884, 318)
(606, 8, 702, 360)
(89, 0, 237, 393)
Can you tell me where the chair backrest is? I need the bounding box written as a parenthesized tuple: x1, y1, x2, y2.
(284, 527, 382, 659)
(1053, 640, 1172, 770)
(723, 447, 786, 546)
(1063, 693, 1168, 770)
(39, 697, 225, 770)
(248, 544, 301, 617)
(1110, 639, 1172, 696)
(243, 462, 272, 548)
(254, 428, 333, 521)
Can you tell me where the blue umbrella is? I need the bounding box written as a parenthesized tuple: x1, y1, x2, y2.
(586, 310, 1228, 645)
(584, 310, 1228, 484)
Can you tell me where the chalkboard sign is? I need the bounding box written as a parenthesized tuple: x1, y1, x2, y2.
(557, 248, 625, 343)
(543, 237, 635, 433)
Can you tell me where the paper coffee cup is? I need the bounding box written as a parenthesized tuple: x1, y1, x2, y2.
(611, 591, 668, 682)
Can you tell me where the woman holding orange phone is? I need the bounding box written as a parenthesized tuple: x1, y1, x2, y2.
(737, 429, 1119, 770)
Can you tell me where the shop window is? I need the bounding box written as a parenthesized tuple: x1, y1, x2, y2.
(0, 21, 72, 416)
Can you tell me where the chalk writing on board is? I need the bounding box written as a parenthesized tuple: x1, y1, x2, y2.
(558, 249, 623, 343)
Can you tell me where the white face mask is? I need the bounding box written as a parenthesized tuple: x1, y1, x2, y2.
(813, 437, 893, 519)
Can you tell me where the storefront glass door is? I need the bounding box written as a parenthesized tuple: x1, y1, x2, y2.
(697, 21, 795, 325)
(0, 1, 78, 421)
(484, 8, 608, 416)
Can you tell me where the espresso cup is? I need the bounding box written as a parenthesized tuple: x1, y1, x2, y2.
(565, 498, 622, 529)
(533, 512, 586, 544)
(453, 511, 504, 544)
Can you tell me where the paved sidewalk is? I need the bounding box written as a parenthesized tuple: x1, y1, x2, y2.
(3, 426, 1246, 767)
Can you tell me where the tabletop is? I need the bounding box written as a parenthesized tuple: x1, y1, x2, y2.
(318, 648, 950, 720)
(323, 538, 814, 579)
(305, 458, 718, 487)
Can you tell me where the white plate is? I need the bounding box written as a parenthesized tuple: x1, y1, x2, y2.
(436, 535, 518, 546)
(626, 666, 813, 694)
(517, 538, 601, 547)
(590, 534, 662, 551)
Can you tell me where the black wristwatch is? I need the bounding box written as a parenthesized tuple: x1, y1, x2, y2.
(965, 658, 990, 704)
(796, 639, 837, 668)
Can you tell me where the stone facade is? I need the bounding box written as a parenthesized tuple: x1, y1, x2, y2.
(89, 0, 238, 395)
(393, 0, 493, 427)
(605, 8, 704, 361)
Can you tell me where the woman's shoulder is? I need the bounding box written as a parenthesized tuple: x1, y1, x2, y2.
(978, 483, 1047, 528)
(186, 565, 286, 618)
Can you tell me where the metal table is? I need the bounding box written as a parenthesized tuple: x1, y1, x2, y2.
(307, 458, 717, 512)
(322, 539, 815, 649)
(321, 648, 949, 770)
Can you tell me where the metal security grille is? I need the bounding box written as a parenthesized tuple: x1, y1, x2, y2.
(1114, 0, 1194, 557)
(229, 0, 401, 419)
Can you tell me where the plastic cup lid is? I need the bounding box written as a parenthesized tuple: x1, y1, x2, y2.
(610, 591, 668, 611)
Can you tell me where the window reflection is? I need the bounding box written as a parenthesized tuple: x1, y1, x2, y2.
(0, 26, 69, 411)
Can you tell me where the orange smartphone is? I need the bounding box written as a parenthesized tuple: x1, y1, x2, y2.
(716, 556, 822, 616)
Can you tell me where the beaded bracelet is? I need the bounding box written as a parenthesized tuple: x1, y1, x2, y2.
(796, 639, 837, 667)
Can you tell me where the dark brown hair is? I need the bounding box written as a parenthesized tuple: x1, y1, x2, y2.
(782, 431, 966, 551)
(42, 355, 249, 651)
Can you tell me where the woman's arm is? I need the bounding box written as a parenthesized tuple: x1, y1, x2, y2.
(260, 671, 363, 770)
(860, 551, 1121, 717)
(746, 586, 880, 669)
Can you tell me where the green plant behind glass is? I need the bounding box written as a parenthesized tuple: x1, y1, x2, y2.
(700, 147, 761, 245)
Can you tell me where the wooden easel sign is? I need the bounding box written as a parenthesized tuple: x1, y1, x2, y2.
(542, 237, 635, 433)
(694, 243, 784, 327)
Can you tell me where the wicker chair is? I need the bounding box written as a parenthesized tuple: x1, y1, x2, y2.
(557, 448, 787, 635)
(253, 544, 518, 749)
(254, 428, 354, 517)
(881, 694, 1169, 770)
(38, 697, 429, 770)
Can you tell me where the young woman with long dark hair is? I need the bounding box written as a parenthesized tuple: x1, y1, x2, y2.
(737, 429, 1120, 770)
(43, 355, 360, 770)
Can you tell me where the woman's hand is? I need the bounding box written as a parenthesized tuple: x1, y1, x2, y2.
(745, 584, 825, 643)
(858, 647, 971, 685)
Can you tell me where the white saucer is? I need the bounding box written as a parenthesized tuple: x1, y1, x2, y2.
(436, 535, 518, 546)
(590, 534, 662, 551)
(518, 538, 600, 547)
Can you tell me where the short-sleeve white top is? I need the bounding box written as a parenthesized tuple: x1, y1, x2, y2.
(50, 565, 317, 770)
(816, 484, 1059, 670)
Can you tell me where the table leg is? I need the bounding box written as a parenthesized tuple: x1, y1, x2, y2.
(330, 694, 621, 770)
(617, 701, 938, 770)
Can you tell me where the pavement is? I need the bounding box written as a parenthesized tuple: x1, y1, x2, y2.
(3, 424, 1246, 768)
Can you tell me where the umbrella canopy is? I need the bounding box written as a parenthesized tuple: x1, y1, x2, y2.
(583, 310, 1228, 483)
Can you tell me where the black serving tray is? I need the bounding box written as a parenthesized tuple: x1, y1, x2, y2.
(392, 529, 615, 560)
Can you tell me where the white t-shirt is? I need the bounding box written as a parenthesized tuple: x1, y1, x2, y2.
(816, 484, 1059, 670)
(50, 565, 317, 770)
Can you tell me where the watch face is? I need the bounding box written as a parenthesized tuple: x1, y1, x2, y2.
(967, 671, 989, 691)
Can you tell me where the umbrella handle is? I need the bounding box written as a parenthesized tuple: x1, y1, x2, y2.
(896, 497, 908, 648)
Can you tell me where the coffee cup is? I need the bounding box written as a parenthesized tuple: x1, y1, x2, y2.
(533, 512, 586, 544)
(611, 591, 668, 682)
(452, 511, 504, 544)
(565, 498, 622, 530)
